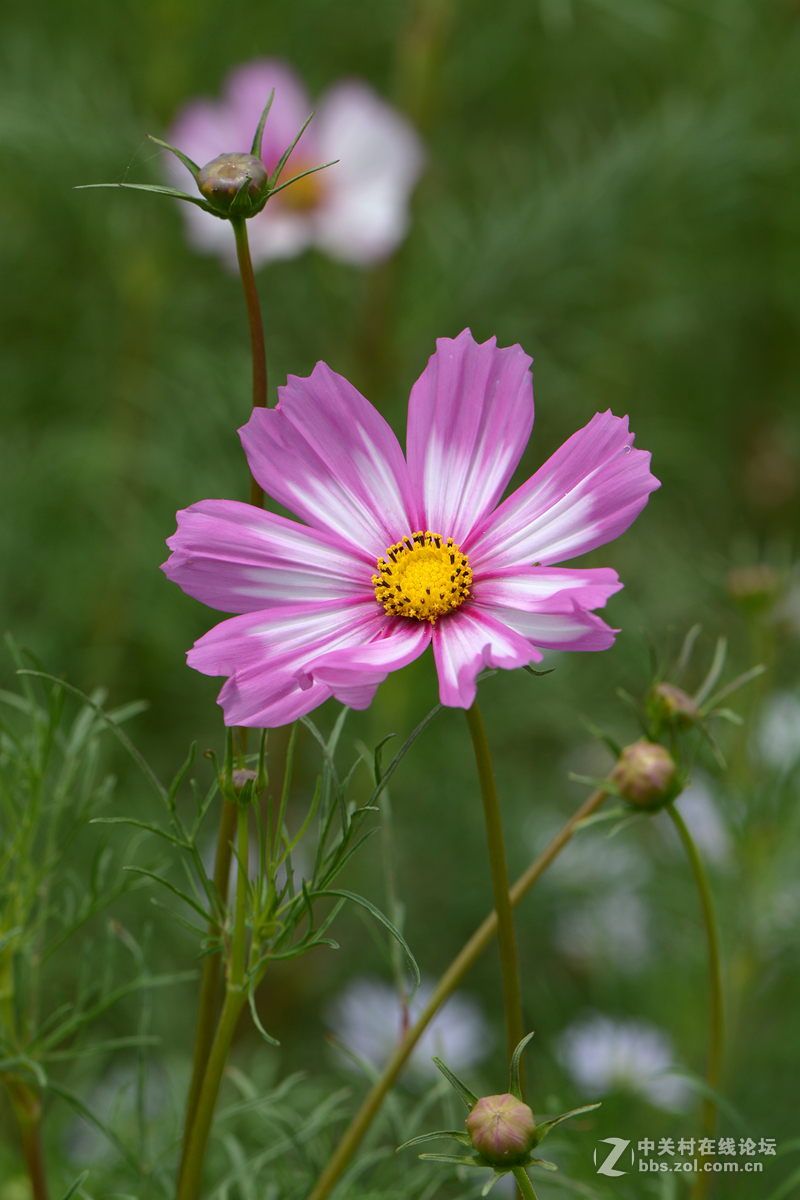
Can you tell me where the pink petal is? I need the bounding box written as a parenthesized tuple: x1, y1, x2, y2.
(188, 598, 389, 726)
(304, 621, 432, 692)
(473, 565, 622, 613)
(432, 605, 540, 709)
(406, 331, 534, 545)
(162, 499, 369, 613)
(474, 598, 618, 653)
(313, 81, 425, 263)
(240, 363, 417, 558)
(468, 411, 659, 569)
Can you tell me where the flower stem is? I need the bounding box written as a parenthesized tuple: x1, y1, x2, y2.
(465, 700, 524, 1077)
(176, 802, 250, 1200)
(667, 804, 724, 1200)
(512, 1166, 539, 1200)
(7, 1080, 49, 1200)
(306, 787, 608, 1200)
(230, 215, 267, 508)
(177, 798, 237, 1191)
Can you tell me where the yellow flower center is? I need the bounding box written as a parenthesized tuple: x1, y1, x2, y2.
(372, 531, 472, 624)
(277, 160, 321, 211)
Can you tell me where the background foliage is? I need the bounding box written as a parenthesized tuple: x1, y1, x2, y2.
(1, 0, 799, 1196)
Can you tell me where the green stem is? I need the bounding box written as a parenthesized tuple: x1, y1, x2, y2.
(512, 1166, 539, 1200)
(230, 215, 267, 508)
(231, 804, 249, 987)
(667, 804, 724, 1200)
(465, 701, 524, 1076)
(177, 798, 238, 1190)
(7, 1080, 49, 1200)
(176, 802, 250, 1200)
(306, 787, 608, 1200)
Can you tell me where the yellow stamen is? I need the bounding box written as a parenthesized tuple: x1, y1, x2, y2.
(372, 531, 472, 624)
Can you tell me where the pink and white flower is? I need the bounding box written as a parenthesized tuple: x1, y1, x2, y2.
(165, 59, 425, 267)
(162, 329, 659, 727)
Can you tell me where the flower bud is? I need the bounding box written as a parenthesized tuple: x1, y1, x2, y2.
(725, 563, 783, 616)
(196, 152, 270, 215)
(648, 682, 699, 730)
(465, 1093, 536, 1166)
(611, 740, 677, 810)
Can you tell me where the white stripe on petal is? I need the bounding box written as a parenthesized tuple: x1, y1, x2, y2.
(432, 606, 539, 709)
(163, 499, 370, 612)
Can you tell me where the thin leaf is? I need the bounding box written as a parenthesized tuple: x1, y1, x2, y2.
(0, 1056, 47, 1086)
(693, 636, 727, 706)
(510, 1032, 535, 1100)
(271, 160, 338, 196)
(47, 1080, 140, 1170)
(675, 623, 702, 682)
(419, 1152, 481, 1165)
(89, 817, 188, 848)
(312, 889, 420, 987)
(46, 1035, 160, 1062)
(366, 702, 443, 807)
(146, 133, 201, 177)
(266, 113, 315, 188)
(764, 1166, 800, 1200)
(706, 707, 744, 725)
(397, 1130, 473, 1150)
(702, 663, 767, 712)
(74, 182, 221, 216)
(58, 1172, 91, 1200)
(17, 673, 168, 804)
(534, 1102, 601, 1143)
(523, 665, 555, 677)
(250, 90, 275, 158)
(124, 866, 213, 923)
(247, 982, 280, 1046)
(432, 1056, 478, 1109)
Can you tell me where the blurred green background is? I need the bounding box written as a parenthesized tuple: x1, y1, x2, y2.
(2, 0, 800, 1196)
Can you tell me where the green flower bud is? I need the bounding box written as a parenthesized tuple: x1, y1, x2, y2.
(465, 1093, 536, 1166)
(648, 682, 699, 730)
(611, 740, 678, 810)
(196, 152, 270, 216)
(726, 563, 784, 616)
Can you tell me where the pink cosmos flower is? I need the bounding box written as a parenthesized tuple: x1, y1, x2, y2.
(165, 59, 425, 267)
(162, 330, 659, 727)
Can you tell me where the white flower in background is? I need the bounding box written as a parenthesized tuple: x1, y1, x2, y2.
(324, 976, 491, 1085)
(667, 778, 732, 867)
(165, 59, 425, 268)
(554, 890, 651, 973)
(540, 822, 652, 890)
(756, 691, 800, 771)
(556, 1014, 691, 1112)
(65, 1063, 172, 1163)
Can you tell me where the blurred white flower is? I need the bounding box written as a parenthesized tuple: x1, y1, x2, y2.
(530, 812, 651, 891)
(65, 1063, 172, 1163)
(324, 976, 491, 1085)
(556, 1014, 691, 1112)
(756, 691, 800, 771)
(554, 890, 651, 973)
(165, 59, 425, 268)
(669, 778, 732, 867)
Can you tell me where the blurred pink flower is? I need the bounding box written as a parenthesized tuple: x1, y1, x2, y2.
(165, 59, 425, 266)
(162, 330, 659, 727)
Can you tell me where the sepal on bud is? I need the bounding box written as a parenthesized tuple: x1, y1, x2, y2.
(397, 1033, 600, 1189)
(76, 90, 336, 224)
